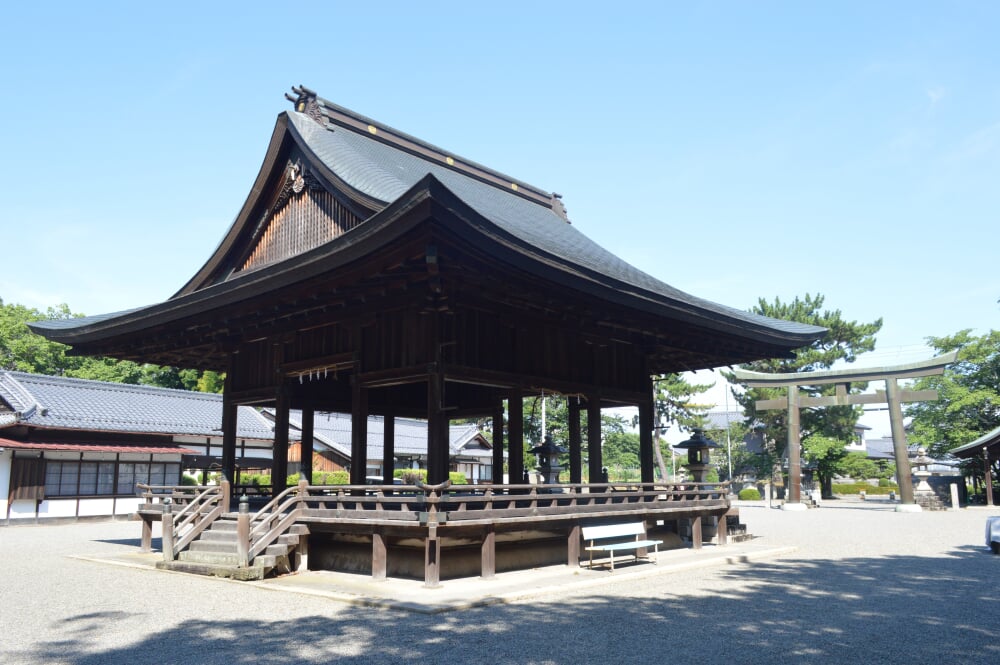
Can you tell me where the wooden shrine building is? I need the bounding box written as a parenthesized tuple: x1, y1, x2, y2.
(30, 87, 825, 582)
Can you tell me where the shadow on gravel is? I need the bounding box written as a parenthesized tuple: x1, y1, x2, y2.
(26, 548, 1000, 665)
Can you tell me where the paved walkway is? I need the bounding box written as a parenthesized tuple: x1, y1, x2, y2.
(2, 500, 998, 664)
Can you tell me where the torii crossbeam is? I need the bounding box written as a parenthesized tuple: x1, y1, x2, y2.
(731, 351, 958, 510)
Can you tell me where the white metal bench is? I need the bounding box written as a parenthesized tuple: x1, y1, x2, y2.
(582, 522, 662, 571)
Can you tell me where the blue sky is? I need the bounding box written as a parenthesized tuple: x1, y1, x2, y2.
(1, 1, 997, 380)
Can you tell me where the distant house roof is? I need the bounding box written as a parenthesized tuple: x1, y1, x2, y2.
(0, 371, 276, 441)
(274, 410, 491, 462)
(865, 438, 896, 460)
(702, 410, 744, 432)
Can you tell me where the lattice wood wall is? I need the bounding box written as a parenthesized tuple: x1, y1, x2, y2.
(241, 187, 361, 272)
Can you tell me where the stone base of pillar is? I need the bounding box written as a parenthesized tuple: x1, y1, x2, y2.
(781, 502, 809, 512)
(895, 503, 923, 513)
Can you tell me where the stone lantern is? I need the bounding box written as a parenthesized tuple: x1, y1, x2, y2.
(530, 435, 566, 485)
(676, 428, 719, 483)
(911, 446, 942, 510)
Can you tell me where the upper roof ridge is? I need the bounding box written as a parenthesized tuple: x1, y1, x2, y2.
(286, 85, 570, 221)
(0, 371, 39, 418)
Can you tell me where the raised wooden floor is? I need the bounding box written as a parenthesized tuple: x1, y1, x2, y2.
(136, 481, 733, 586)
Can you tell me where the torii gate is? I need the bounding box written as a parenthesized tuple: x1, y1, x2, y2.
(731, 352, 957, 511)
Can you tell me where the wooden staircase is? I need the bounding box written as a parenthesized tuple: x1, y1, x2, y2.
(157, 517, 309, 580)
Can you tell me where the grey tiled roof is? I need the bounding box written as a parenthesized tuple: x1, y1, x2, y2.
(281, 410, 491, 461)
(287, 111, 822, 339)
(0, 371, 275, 440)
(28, 93, 824, 349)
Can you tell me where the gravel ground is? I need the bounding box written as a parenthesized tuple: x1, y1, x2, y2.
(2, 500, 998, 664)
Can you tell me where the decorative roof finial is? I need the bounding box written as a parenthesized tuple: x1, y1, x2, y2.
(285, 85, 324, 124)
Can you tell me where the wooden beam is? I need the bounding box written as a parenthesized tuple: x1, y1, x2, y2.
(756, 389, 939, 411)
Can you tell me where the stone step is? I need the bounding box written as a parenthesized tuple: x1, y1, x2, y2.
(210, 520, 239, 532)
(199, 530, 239, 543)
(188, 540, 238, 554)
(156, 560, 267, 581)
(179, 550, 240, 565)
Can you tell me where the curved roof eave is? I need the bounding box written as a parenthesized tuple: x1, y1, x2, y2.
(30, 174, 823, 353)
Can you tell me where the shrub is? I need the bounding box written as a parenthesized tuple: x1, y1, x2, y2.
(394, 468, 428, 484)
(831, 482, 898, 495)
(180, 473, 200, 486)
(738, 487, 762, 501)
(449, 471, 468, 485)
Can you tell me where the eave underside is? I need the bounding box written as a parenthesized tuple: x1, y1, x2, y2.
(57, 217, 803, 416)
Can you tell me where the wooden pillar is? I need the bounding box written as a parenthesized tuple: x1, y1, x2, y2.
(140, 516, 153, 553)
(427, 372, 449, 484)
(786, 387, 801, 504)
(424, 525, 441, 588)
(568, 398, 583, 485)
(984, 448, 994, 506)
(507, 388, 524, 485)
(567, 524, 581, 567)
(886, 377, 915, 504)
(272, 388, 290, 497)
(639, 384, 655, 484)
(691, 515, 702, 550)
(221, 394, 238, 486)
(350, 379, 369, 486)
(587, 396, 603, 484)
(299, 403, 314, 484)
(481, 526, 496, 579)
(372, 530, 387, 581)
(161, 503, 175, 562)
(492, 400, 504, 484)
(383, 412, 395, 484)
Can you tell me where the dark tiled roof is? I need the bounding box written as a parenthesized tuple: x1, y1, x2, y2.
(281, 410, 490, 461)
(287, 110, 822, 339)
(0, 371, 275, 440)
(28, 90, 824, 351)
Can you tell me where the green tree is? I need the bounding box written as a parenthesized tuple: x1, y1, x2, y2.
(726, 293, 882, 459)
(0, 299, 80, 374)
(706, 420, 771, 482)
(906, 330, 1000, 459)
(836, 451, 879, 481)
(1, 298, 226, 393)
(802, 434, 849, 498)
(649, 373, 714, 480)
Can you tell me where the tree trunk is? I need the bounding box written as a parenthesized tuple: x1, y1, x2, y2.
(654, 430, 669, 481)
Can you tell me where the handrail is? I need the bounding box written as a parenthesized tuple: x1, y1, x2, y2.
(145, 480, 730, 565)
(244, 480, 323, 564)
(151, 481, 230, 560)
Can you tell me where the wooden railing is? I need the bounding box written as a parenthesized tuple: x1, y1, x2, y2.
(139, 481, 230, 561)
(277, 480, 728, 525)
(242, 480, 309, 566)
(138, 480, 729, 568)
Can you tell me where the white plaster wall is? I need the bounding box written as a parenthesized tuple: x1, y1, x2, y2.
(77, 497, 115, 517)
(38, 499, 78, 518)
(8, 499, 38, 520)
(115, 496, 142, 515)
